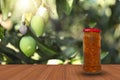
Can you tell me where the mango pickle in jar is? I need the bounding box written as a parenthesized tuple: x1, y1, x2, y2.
(83, 28, 101, 74)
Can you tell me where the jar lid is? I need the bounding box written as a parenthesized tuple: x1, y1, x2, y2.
(83, 28, 101, 32)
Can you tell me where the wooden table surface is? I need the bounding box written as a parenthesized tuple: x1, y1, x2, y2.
(0, 65, 120, 80)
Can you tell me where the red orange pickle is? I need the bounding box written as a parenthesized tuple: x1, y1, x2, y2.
(83, 28, 101, 74)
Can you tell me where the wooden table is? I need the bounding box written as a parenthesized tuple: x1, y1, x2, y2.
(0, 65, 120, 80)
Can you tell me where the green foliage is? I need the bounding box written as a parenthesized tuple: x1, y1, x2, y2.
(0, 0, 120, 64)
(56, 0, 73, 17)
(0, 26, 4, 39)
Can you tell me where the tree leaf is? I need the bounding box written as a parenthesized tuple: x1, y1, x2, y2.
(0, 43, 38, 64)
(63, 47, 78, 58)
(65, 0, 74, 15)
(0, 26, 4, 39)
(101, 51, 109, 60)
(114, 24, 120, 39)
(56, 0, 74, 18)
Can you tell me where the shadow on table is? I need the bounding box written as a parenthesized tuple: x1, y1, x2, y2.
(80, 70, 107, 76)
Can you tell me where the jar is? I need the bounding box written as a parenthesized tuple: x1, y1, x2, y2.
(83, 28, 101, 74)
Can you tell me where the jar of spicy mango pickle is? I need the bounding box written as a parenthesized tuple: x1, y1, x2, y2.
(83, 28, 101, 74)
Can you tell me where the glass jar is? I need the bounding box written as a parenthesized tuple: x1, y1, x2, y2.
(83, 28, 101, 74)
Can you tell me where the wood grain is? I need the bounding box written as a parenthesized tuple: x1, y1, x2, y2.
(0, 65, 120, 80)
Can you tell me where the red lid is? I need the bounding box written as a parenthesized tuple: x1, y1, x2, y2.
(83, 28, 101, 32)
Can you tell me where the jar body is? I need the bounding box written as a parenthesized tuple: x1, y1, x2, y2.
(83, 31, 101, 74)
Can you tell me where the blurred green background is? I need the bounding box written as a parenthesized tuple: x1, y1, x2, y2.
(0, 0, 120, 64)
